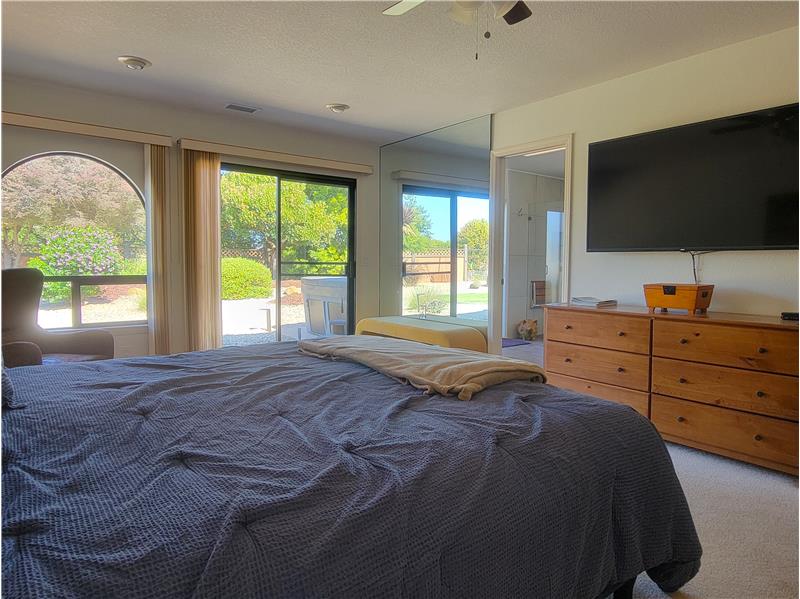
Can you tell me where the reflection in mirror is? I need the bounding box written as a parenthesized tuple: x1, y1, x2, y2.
(502, 150, 567, 365)
(379, 116, 491, 325)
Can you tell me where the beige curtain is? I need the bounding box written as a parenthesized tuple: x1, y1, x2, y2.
(149, 145, 171, 354)
(183, 149, 222, 350)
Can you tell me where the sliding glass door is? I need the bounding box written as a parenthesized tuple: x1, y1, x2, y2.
(220, 165, 355, 345)
(455, 195, 490, 318)
(278, 176, 353, 341)
(401, 185, 489, 320)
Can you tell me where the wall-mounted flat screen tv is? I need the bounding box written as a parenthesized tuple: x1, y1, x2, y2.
(587, 104, 798, 252)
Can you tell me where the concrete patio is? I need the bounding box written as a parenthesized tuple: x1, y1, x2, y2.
(221, 297, 326, 346)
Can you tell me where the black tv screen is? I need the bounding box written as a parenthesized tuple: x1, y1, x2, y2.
(587, 104, 798, 252)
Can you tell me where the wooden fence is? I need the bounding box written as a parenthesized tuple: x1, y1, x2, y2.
(221, 248, 269, 262)
(402, 249, 466, 283)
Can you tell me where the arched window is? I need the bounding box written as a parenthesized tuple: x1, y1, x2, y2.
(2, 152, 148, 328)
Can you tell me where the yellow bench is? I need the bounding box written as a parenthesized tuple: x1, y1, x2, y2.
(355, 316, 488, 353)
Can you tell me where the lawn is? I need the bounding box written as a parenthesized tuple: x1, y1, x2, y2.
(402, 282, 489, 316)
(429, 291, 488, 304)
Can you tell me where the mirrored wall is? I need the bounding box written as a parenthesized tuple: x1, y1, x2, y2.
(379, 116, 491, 321)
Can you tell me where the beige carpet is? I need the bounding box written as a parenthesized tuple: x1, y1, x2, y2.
(635, 443, 798, 599)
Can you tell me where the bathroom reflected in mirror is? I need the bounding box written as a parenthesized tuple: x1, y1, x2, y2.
(502, 149, 567, 365)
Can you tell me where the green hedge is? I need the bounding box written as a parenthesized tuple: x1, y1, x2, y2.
(221, 258, 273, 300)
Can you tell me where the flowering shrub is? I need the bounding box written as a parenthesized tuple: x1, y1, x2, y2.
(39, 227, 122, 275)
(28, 227, 123, 303)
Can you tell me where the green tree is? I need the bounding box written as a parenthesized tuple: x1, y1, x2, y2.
(2, 154, 145, 267)
(219, 172, 349, 275)
(219, 171, 277, 262)
(280, 180, 347, 265)
(402, 196, 449, 253)
(402, 197, 432, 237)
(457, 218, 489, 277)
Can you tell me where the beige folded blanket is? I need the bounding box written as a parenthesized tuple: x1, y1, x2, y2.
(298, 335, 546, 401)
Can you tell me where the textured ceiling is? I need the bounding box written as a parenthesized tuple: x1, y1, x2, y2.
(2, 1, 797, 143)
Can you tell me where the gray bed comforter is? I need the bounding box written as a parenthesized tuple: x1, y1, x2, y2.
(2, 342, 701, 598)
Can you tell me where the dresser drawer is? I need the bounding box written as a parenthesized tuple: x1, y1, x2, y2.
(547, 373, 649, 417)
(652, 357, 798, 421)
(545, 341, 650, 391)
(651, 394, 798, 470)
(546, 309, 650, 354)
(652, 320, 798, 375)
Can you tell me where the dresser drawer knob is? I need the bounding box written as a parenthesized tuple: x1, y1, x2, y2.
(564, 324, 572, 330)
(679, 338, 688, 344)
(617, 331, 625, 337)
(756, 390, 766, 398)
(757, 347, 768, 354)
(754, 434, 764, 442)
(676, 416, 686, 423)
(564, 358, 572, 363)
(679, 377, 687, 384)
(617, 367, 625, 373)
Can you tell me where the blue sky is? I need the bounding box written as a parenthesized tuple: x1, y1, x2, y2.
(412, 194, 489, 241)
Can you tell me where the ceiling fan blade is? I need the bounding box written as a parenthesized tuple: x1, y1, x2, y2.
(447, 1, 483, 25)
(383, 0, 426, 16)
(498, 0, 532, 25)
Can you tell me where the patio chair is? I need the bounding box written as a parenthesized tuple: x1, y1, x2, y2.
(2, 268, 114, 367)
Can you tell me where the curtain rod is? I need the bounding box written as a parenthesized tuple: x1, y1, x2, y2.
(2, 112, 172, 147)
(178, 138, 373, 176)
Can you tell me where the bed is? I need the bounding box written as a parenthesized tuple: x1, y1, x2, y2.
(2, 341, 701, 598)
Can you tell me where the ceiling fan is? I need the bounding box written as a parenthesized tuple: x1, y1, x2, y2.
(383, 0, 533, 26)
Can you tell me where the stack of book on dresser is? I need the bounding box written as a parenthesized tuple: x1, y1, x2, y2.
(570, 297, 618, 308)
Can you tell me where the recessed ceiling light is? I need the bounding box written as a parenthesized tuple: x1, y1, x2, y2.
(117, 56, 152, 71)
(326, 103, 350, 114)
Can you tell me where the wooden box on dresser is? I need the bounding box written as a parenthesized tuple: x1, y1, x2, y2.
(544, 304, 799, 475)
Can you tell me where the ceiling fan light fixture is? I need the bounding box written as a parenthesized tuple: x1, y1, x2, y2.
(117, 56, 152, 70)
(499, 0, 532, 25)
(326, 103, 350, 114)
(448, 0, 481, 25)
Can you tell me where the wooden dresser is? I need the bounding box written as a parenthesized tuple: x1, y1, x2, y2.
(544, 304, 799, 475)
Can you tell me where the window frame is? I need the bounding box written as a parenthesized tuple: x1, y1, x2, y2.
(2, 151, 149, 329)
(220, 162, 357, 340)
(401, 184, 489, 317)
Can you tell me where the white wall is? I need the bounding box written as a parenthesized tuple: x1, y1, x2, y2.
(493, 27, 799, 316)
(2, 126, 145, 189)
(505, 170, 564, 335)
(3, 76, 381, 353)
